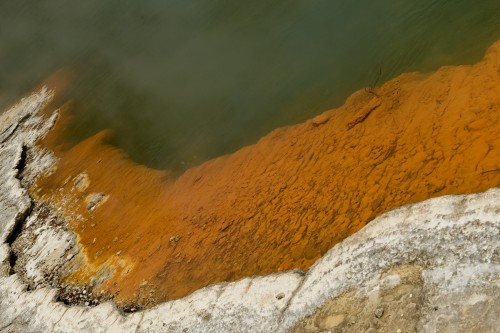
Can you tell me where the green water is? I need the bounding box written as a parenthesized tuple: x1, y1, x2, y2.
(1, 1, 499, 170)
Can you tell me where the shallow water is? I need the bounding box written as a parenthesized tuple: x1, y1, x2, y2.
(1, 0, 499, 170)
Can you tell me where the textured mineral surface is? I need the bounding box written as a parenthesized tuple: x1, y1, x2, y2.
(23, 39, 500, 307)
(0, 40, 499, 332)
(0, 100, 498, 331)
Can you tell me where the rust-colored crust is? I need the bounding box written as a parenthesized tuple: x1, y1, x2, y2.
(33, 41, 500, 307)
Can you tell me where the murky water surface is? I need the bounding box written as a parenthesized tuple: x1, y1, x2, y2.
(0, 0, 499, 169)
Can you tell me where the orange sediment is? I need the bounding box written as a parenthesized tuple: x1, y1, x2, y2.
(33, 41, 500, 307)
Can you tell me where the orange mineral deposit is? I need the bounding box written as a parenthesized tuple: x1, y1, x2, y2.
(33, 40, 500, 308)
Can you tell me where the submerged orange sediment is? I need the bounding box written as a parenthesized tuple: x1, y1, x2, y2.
(33, 41, 500, 307)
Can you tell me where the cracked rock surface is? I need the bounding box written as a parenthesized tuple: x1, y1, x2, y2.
(0, 89, 499, 332)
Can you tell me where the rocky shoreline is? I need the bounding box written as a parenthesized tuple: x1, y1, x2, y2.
(0, 86, 499, 332)
(1, 39, 500, 331)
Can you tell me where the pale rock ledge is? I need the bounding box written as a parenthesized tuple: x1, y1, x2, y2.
(0, 90, 499, 333)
